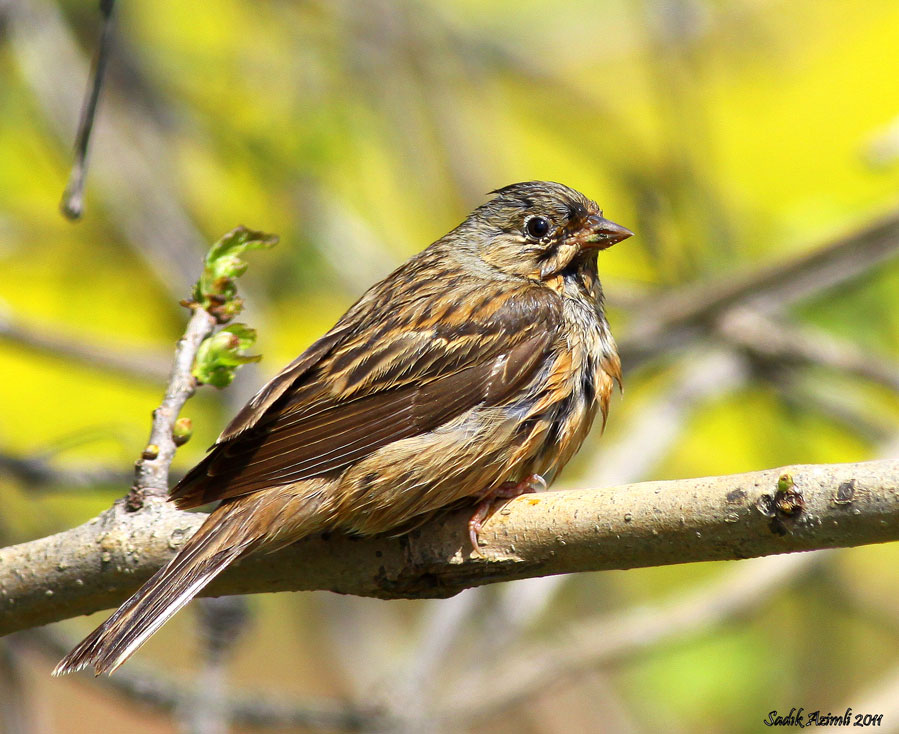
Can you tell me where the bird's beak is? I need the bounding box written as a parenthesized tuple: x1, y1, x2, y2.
(580, 215, 634, 251)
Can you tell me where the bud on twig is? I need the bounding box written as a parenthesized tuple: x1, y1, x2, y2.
(172, 417, 193, 446)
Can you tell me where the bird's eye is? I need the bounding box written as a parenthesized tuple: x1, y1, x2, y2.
(525, 216, 550, 240)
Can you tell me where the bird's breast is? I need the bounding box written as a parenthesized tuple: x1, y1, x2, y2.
(509, 296, 619, 483)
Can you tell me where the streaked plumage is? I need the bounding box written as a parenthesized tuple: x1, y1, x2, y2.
(55, 181, 632, 676)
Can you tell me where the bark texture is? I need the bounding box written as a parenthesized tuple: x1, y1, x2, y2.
(1, 459, 896, 636)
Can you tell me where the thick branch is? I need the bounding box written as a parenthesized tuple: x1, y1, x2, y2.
(1, 460, 896, 636)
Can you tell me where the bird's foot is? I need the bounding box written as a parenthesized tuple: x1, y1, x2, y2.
(468, 474, 547, 556)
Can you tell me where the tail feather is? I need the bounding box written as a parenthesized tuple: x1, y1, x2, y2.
(53, 516, 257, 677)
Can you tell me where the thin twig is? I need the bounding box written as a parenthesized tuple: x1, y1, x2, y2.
(130, 304, 216, 503)
(59, 0, 116, 220)
(8, 0, 208, 296)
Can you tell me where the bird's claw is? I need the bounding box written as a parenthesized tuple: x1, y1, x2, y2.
(468, 474, 546, 556)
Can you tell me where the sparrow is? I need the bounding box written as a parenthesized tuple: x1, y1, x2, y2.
(54, 181, 632, 676)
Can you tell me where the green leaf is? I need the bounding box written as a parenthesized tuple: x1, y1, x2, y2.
(192, 323, 263, 388)
(191, 226, 279, 323)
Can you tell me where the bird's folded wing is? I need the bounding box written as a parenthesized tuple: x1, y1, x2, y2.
(170, 286, 561, 508)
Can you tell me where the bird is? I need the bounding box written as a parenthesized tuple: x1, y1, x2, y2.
(53, 180, 632, 676)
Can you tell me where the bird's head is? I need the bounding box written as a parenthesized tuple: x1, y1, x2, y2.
(464, 181, 632, 282)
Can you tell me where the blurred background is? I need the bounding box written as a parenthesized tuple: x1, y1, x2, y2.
(1, 0, 899, 732)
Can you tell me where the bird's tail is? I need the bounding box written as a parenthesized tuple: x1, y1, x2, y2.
(53, 506, 259, 677)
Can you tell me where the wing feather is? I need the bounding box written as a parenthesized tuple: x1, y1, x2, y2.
(171, 285, 560, 509)
(215, 324, 353, 442)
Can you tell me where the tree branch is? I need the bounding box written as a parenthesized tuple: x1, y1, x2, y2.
(130, 303, 215, 502)
(0, 452, 131, 491)
(717, 308, 899, 392)
(0, 308, 170, 383)
(1, 459, 896, 637)
(618, 208, 899, 367)
(0, 638, 31, 734)
(439, 552, 822, 726)
(59, 0, 116, 220)
(8, 0, 208, 296)
(14, 628, 378, 731)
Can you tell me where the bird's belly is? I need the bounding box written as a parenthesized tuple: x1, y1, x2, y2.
(324, 355, 606, 537)
(314, 302, 614, 538)
(513, 369, 601, 486)
(327, 404, 525, 535)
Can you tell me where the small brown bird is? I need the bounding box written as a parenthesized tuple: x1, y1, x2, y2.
(54, 181, 631, 676)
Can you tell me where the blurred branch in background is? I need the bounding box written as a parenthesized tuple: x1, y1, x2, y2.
(809, 569, 899, 734)
(0, 451, 130, 492)
(864, 114, 899, 169)
(177, 597, 251, 734)
(717, 309, 899, 393)
(0, 306, 170, 383)
(438, 552, 821, 727)
(819, 665, 899, 734)
(0, 638, 33, 734)
(6, 0, 208, 296)
(12, 627, 378, 732)
(382, 588, 484, 733)
(619, 207, 899, 369)
(59, 0, 116, 220)
(774, 376, 899, 449)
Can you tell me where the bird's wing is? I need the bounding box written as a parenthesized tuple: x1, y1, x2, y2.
(214, 323, 354, 444)
(170, 285, 562, 509)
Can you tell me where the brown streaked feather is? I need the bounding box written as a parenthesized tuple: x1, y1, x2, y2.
(52, 502, 262, 676)
(216, 323, 354, 443)
(219, 335, 547, 485)
(171, 287, 562, 509)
